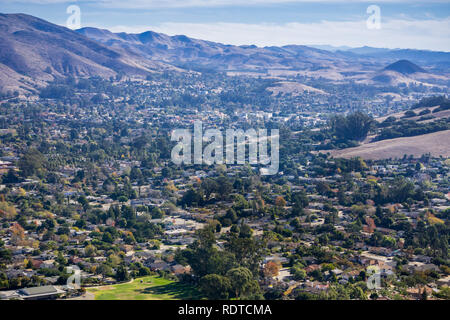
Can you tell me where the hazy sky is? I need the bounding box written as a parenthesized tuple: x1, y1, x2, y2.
(1, 0, 450, 51)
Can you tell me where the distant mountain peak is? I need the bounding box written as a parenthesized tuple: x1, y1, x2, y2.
(384, 60, 426, 75)
(0, 13, 178, 94)
(139, 30, 164, 43)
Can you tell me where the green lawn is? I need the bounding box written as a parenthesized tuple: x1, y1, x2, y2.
(87, 276, 202, 300)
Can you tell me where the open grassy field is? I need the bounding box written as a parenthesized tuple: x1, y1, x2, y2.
(86, 276, 202, 300)
(267, 81, 327, 96)
(329, 129, 450, 160)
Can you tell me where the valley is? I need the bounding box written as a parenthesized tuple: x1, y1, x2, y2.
(0, 11, 449, 303)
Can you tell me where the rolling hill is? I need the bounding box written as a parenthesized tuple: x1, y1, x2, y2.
(329, 129, 450, 160)
(369, 59, 445, 86)
(0, 13, 449, 94)
(330, 97, 450, 160)
(0, 13, 175, 94)
(77, 26, 450, 87)
(383, 60, 426, 75)
(76, 26, 354, 73)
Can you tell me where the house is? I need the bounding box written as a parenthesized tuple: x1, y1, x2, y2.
(69, 256, 84, 264)
(436, 275, 450, 287)
(406, 286, 433, 299)
(407, 262, 440, 273)
(171, 264, 190, 275)
(148, 260, 170, 271)
(359, 252, 396, 268)
(134, 250, 155, 260)
(6, 269, 34, 279)
(263, 255, 289, 265)
(331, 268, 343, 276)
(302, 281, 330, 294)
(19, 286, 65, 300)
(413, 255, 432, 263)
(368, 246, 393, 256)
(0, 285, 65, 300)
(40, 259, 55, 269)
(124, 251, 137, 264)
(0, 289, 21, 300)
(305, 264, 321, 273)
(30, 259, 43, 269)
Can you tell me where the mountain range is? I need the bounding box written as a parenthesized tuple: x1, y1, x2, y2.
(76, 26, 356, 72)
(0, 13, 176, 94)
(0, 13, 449, 94)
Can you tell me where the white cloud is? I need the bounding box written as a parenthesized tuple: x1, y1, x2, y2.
(4, 0, 448, 51)
(103, 18, 450, 51)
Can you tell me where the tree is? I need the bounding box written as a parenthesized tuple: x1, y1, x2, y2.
(330, 112, 374, 141)
(115, 265, 130, 282)
(239, 224, 253, 238)
(18, 148, 46, 177)
(102, 232, 114, 243)
(224, 208, 238, 223)
(232, 194, 249, 215)
(96, 264, 113, 280)
(180, 188, 203, 207)
(200, 274, 231, 300)
(263, 261, 280, 278)
(404, 110, 416, 118)
(130, 167, 143, 182)
(77, 195, 90, 212)
(39, 84, 73, 99)
(10, 223, 25, 245)
(421, 288, 428, 300)
(183, 227, 218, 277)
(292, 191, 309, 216)
(0, 247, 12, 264)
(84, 244, 96, 257)
(216, 176, 233, 200)
(108, 254, 121, 267)
(182, 225, 240, 278)
(2, 169, 20, 184)
(291, 265, 306, 281)
(151, 207, 164, 219)
(124, 233, 136, 244)
(225, 235, 264, 274)
(275, 196, 286, 207)
(0, 202, 17, 220)
(316, 181, 331, 196)
(390, 176, 415, 203)
(226, 267, 255, 299)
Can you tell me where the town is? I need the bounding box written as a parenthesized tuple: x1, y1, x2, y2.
(0, 71, 448, 300)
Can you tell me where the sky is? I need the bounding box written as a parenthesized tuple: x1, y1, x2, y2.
(1, 0, 450, 51)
